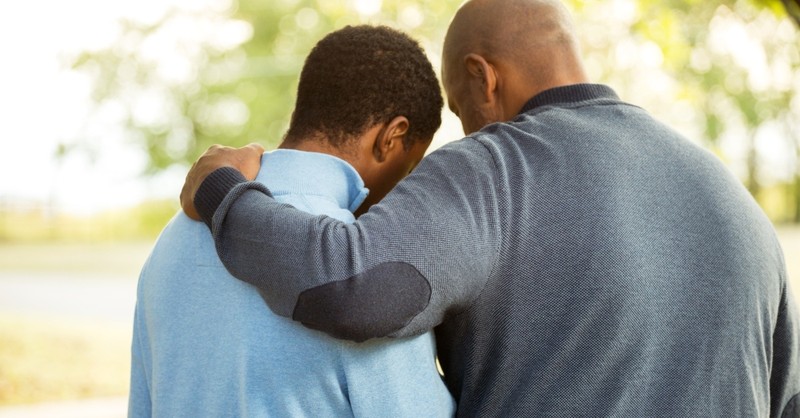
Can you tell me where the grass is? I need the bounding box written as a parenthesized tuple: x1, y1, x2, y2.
(0, 315, 130, 406)
(0, 242, 148, 406)
(0, 200, 178, 243)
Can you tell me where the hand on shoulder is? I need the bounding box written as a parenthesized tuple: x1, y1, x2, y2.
(180, 143, 264, 220)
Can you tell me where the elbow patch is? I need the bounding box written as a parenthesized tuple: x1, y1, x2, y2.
(292, 262, 431, 342)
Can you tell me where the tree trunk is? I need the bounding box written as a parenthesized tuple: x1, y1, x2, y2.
(794, 175, 800, 223)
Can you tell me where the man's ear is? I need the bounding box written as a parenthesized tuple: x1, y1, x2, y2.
(464, 53, 498, 104)
(372, 116, 410, 163)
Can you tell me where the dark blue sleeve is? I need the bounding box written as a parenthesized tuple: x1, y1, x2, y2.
(202, 139, 501, 341)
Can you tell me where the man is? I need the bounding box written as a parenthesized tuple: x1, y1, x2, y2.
(129, 25, 455, 417)
(181, 0, 800, 417)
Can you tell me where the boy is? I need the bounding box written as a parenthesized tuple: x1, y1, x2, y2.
(128, 25, 454, 417)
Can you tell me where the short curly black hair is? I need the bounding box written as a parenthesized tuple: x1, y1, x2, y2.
(284, 25, 443, 149)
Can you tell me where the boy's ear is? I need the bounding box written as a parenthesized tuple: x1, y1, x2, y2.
(464, 53, 497, 104)
(372, 116, 410, 163)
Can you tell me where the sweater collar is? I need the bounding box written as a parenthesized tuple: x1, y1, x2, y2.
(255, 149, 369, 213)
(519, 83, 620, 115)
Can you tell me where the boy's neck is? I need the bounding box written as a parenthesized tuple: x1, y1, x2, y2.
(278, 138, 357, 168)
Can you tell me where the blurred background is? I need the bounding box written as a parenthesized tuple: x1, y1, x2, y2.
(0, 0, 798, 416)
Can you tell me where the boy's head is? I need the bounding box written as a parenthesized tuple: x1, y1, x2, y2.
(282, 25, 443, 212)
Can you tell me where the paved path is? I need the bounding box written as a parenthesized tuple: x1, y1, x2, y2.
(0, 272, 137, 325)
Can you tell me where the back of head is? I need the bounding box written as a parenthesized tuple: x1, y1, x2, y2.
(286, 25, 443, 150)
(443, 0, 587, 104)
(446, 0, 576, 50)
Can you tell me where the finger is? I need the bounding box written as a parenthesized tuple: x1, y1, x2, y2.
(179, 178, 201, 220)
(246, 143, 265, 154)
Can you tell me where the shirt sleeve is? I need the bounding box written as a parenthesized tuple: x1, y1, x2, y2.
(128, 278, 153, 418)
(204, 138, 501, 341)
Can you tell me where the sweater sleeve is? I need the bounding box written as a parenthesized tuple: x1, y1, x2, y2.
(202, 139, 501, 341)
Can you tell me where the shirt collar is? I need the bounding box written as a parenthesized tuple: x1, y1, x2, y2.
(255, 149, 369, 213)
(519, 83, 620, 115)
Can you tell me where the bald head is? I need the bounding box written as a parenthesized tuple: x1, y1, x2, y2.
(442, 0, 588, 133)
(444, 0, 584, 79)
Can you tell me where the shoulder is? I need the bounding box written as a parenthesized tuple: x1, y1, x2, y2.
(430, 135, 494, 156)
(421, 136, 499, 175)
(151, 211, 210, 252)
(140, 211, 218, 277)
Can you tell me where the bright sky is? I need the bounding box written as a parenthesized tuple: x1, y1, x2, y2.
(0, 0, 246, 215)
(1, 1, 153, 214)
(0, 0, 460, 215)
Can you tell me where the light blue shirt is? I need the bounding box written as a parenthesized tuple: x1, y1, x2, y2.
(128, 149, 455, 418)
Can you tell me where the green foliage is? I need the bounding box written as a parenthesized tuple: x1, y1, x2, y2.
(69, 0, 464, 172)
(67, 0, 800, 221)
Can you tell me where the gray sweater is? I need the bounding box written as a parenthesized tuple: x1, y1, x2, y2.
(196, 84, 800, 417)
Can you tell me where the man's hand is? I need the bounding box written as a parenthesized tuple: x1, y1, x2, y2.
(180, 143, 265, 220)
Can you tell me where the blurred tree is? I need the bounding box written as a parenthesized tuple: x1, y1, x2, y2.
(582, 0, 800, 222)
(68, 0, 800, 221)
(69, 0, 463, 173)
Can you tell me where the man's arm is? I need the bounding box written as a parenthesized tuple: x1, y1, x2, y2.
(191, 139, 501, 341)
